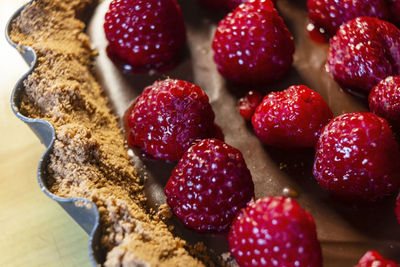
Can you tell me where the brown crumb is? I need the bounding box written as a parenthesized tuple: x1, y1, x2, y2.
(10, 0, 205, 266)
(158, 204, 173, 219)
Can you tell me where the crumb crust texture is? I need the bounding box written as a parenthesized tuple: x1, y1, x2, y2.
(10, 0, 204, 266)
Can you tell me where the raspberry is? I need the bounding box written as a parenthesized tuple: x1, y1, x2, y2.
(212, 0, 294, 85)
(198, 0, 276, 11)
(228, 196, 322, 267)
(124, 79, 221, 161)
(251, 85, 333, 148)
(327, 17, 400, 94)
(355, 250, 399, 267)
(369, 75, 400, 126)
(313, 112, 400, 202)
(307, 0, 389, 37)
(164, 139, 254, 232)
(396, 193, 400, 225)
(104, 0, 186, 72)
(238, 90, 263, 121)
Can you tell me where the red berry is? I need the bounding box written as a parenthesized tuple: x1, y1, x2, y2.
(229, 196, 322, 267)
(124, 79, 221, 161)
(212, 0, 294, 85)
(238, 90, 263, 121)
(313, 112, 400, 202)
(396, 193, 400, 225)
(164, 139, 254, 232)
(251, 85, 333, 148)
(198, 0, 276, 11)
(307, 0, 389, 37)
(355, 250, 399, 267)
(327, 17, 400, 94)
(369, 75, 400, 126)
(104, 0, 186, 72)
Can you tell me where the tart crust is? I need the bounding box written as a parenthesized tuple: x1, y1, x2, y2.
(10, 0, 205, 266)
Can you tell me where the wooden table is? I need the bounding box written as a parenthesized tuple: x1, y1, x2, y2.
(0, 1, 91, 266)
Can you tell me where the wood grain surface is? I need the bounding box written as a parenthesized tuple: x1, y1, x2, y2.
(0, 1, 91, 266)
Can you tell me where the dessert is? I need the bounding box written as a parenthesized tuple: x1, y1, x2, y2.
(307, 0, 389, 37)
(211, 0, 294, 85)
(104, 0, 186, 72)
(327, 17, 400, 94)
(369, 75, 400, 126)
(251, 85, 333, 148)
(124, 78, 221, 162)
(9, 0, 400, 265)
(355, 250, 399, 267)
(313, 112, 400, 202)
(228, 196, 322, 267)
(164, 138, 254, 232)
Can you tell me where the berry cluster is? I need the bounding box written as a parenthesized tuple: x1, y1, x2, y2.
(105, 0, 400, 265)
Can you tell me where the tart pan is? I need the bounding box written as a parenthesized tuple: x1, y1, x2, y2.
(7, 0, 400, 266)
(6, 2, 101, 265)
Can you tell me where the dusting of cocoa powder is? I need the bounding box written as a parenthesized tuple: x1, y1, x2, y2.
(10, 0, 205, 266)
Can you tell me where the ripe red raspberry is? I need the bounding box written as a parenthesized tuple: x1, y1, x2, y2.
(229, 196, 322, 267)
(198, 0, 276, 11)
(238, 90, 263, 121)
(124, 79, 221, 161)
(251, 85, 333, 148)
(212, 0, 294, 85)
(313, 112, 400, 202)
(396, 193, 400, 225)
(164, 139, 254, 232)
(369, 76, 400, 126)
(327, 17, 400, 94)
(307, 0, 389, 37)
(355, 250, 398, 267)
(104, 0, 186, 72)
